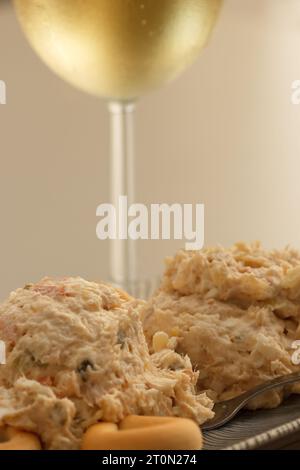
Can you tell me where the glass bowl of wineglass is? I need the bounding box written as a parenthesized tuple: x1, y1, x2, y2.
(13, 0, 223, 298)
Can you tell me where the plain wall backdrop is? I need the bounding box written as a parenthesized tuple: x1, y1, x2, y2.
(1, 0, 300, 299)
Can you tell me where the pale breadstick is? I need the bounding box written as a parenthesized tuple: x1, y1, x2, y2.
(81, 415, 203, 450)
(0, 427, 41, 450)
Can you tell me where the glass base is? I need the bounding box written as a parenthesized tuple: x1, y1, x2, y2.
(110, 277, 160, 299)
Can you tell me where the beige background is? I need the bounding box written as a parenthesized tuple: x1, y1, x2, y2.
(1, 0, 300, 300)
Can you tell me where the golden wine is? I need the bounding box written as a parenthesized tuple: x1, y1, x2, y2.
(14, 0, 222, 100)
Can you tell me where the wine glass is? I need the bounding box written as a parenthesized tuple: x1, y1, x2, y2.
(13, 0, 223, 296)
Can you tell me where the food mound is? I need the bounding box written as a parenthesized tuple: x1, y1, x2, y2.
(143, 243, 300, 409)
(0, 277, 213, 449)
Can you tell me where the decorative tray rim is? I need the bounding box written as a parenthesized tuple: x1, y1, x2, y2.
(223, 416, 300, 450)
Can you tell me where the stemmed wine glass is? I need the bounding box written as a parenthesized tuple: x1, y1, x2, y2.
(13, 0, 223, 296)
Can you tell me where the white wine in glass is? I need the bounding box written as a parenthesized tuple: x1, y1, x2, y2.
(14, 0, 223, 295)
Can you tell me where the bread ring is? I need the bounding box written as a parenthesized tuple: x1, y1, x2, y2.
(0, 426, 41, 450)
(81, 415, 203, 450)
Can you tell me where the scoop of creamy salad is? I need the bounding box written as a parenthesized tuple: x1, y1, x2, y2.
(0, 277, 213, 449)
(143, 243, 300, 409)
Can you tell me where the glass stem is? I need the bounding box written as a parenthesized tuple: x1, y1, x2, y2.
(108, 100, 137, 288)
